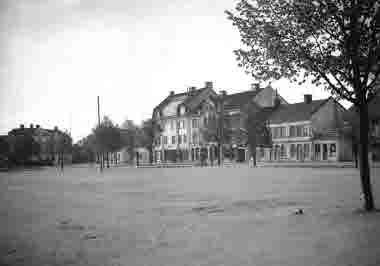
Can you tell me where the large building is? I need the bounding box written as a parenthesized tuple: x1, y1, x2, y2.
(151, 82, 285, 163)
(7, 124, 72, 165)
(152, 81, 219, 163)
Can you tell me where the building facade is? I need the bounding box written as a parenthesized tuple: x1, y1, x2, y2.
(152, 81, 219, 163)
(258, 95, 353, 162)
(8, 124, 72, 165)
(152, 82, 288, 163)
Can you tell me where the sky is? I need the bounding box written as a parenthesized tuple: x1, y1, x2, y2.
(0, 0, 331, 142)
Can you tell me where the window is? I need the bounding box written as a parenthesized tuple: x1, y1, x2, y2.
(280, 127, 286, 137)
(163, 136, 168, 144)
(290, 144, 296, 157)
(304, 144, 309, 158)
(178, 135, 182, 144)
(330, 143, 336, 156)
(171, 136, 176, 144)
(183, 135, 187, 143)
(280, 144, 286, 157)
(289, 126, 295, 137)
(303, 127, 309, 137)
(192, 133, 198, 144)
(296, 126, 302, 137)
(192, 119, 199, 128)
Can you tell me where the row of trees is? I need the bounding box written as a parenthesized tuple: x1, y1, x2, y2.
(73, 116, 158, 167)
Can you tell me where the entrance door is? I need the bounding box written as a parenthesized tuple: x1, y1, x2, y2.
(237, 148, 245, 162)
(322, 144, 328, 160)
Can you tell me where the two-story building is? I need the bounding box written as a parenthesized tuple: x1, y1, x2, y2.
(259, 95, 352, 162)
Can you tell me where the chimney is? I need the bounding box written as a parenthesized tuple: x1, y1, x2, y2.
(205, 81, 213, 89)
(251, 83, 260, 91)
(54, 126, 58, 132)
(220, 90, 227, 97)
(30, 123, 34, 129)
(187, 86, 196, 95)
(304, 94, 312, 104)
(169, 90, 175, 96)
(20, 124, 24, 129)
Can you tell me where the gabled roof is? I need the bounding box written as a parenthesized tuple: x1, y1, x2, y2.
(153, 87, 216, 115)
(223, 89, 262, 110)
(269, 99, 328, 124)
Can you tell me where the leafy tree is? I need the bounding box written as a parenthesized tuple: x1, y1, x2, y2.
(55, 131, 72, 170)
(94, 116, 123, 168)
(241, 103, 273, 167)
(120, 118, 139, 162)
(226, 0, 380, 211)
(201, 113, 232, 165)
(137, 119, 161, 163)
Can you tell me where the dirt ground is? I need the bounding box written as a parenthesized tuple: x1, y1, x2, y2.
(1, 165, 380, 266)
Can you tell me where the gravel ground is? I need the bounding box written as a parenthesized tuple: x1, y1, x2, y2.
(0, 165, 380, 266)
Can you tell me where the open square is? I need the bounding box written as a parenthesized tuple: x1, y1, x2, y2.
(1, 166, 380, 266)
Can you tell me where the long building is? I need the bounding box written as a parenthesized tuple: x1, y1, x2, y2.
(151, 81, 285, 163)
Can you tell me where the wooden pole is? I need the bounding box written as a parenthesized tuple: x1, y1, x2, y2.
(97, 96, 103, 171)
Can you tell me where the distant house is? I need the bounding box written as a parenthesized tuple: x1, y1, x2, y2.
(259, 95, 352, 162)
(115, 147, 150, 165)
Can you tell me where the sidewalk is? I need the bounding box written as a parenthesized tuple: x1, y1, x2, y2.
(256, 160, 380, 168)
(135, 160, 380, 169)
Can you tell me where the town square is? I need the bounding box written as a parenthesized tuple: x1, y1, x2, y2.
(1, 0, 380, 265)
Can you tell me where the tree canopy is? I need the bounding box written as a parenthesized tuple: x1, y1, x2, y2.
(226, 0, 380, 105)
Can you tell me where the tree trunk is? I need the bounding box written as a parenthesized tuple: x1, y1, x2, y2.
(60, 153, 64, 171)
(359, 103, 375, 211)
(217, 143, 221, 166)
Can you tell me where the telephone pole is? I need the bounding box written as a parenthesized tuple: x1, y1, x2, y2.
(97, 96, 103, 171)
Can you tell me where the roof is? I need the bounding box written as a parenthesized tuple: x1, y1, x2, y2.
(223, 89, 262, 110)
(268, 99, 328, 124)
(153, 87, 216, 115)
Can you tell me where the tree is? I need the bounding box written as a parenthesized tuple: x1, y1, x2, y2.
(94, 116, 123, 168)
(201, 113, 232, 165)
(55, 131, 72, 170)
(120, 118, 139, 163)
(137, 119, 161, 164)
(226, 0, 380, 211)
(241, 103, 273, 167)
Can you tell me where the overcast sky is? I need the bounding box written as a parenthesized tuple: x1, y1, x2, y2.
(0, 0, 330, 142)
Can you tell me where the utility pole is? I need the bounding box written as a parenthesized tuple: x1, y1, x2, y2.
(97, 96, 103, 172)
(219, 91, 226, 166)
